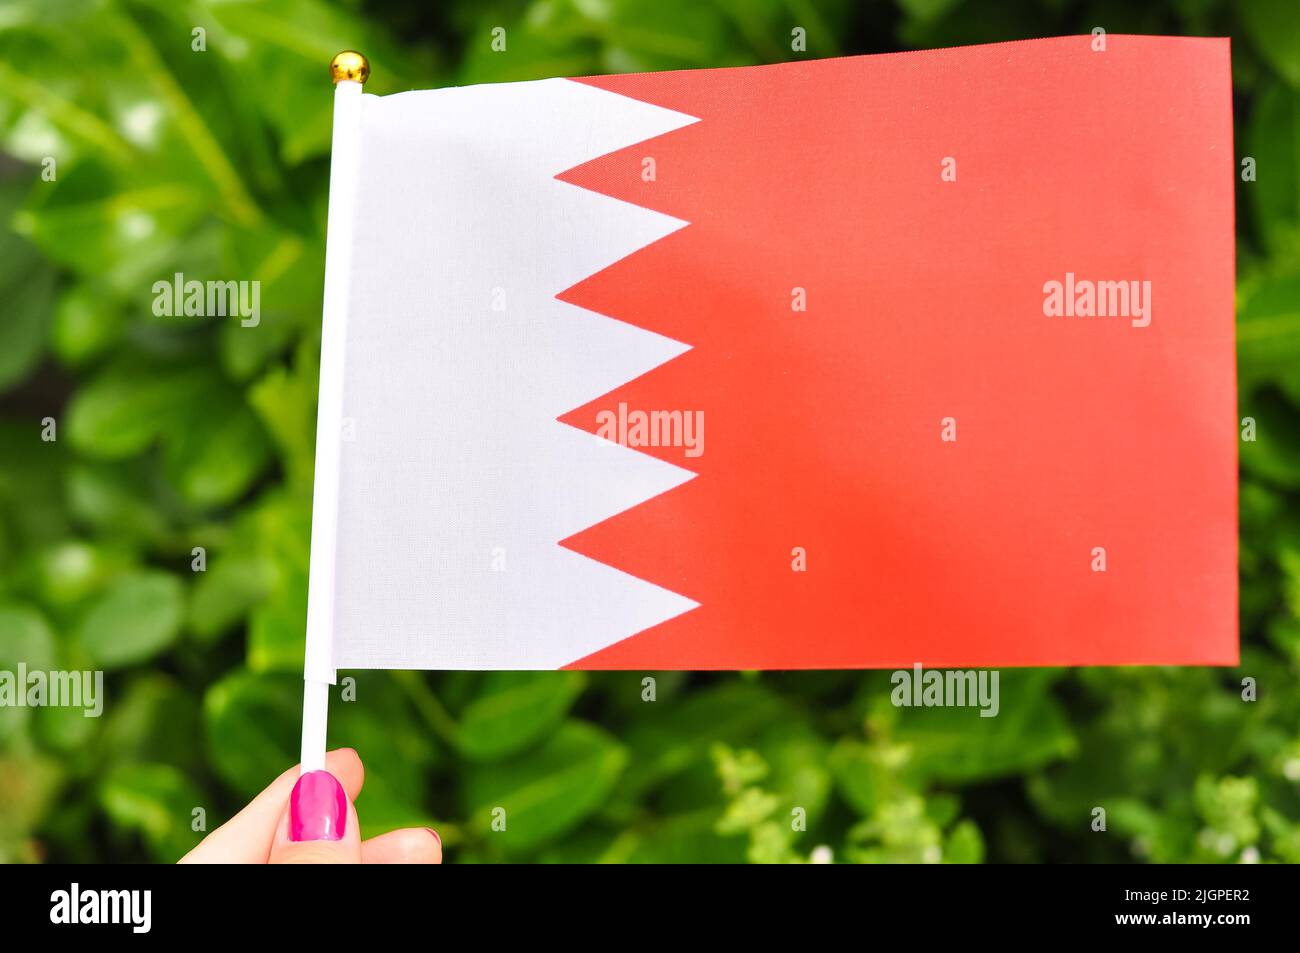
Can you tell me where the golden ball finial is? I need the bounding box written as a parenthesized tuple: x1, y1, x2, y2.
(330, 51, 370, 85)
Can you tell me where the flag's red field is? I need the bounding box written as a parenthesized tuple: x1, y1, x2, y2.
(556, 36, 1236, 669)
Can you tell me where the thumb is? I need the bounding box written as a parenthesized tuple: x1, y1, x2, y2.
(269, 770, 361, 864)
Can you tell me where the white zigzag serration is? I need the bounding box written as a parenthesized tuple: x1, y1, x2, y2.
(330, 78, 699, 669)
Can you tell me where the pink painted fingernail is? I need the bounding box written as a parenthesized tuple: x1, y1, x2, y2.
(290, 771, 347, 842)
(425, 828, 442, 850)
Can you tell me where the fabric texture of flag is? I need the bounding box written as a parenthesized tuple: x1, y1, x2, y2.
(315, 35, 1236, 672)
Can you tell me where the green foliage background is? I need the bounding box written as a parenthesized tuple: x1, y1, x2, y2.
(0, 0, 1297, 864)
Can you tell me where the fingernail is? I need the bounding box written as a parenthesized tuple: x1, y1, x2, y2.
(425, 828, 442, 851)
(290, 770, 347, 842)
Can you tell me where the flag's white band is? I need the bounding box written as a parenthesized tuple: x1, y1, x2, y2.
(328, 79, 700, 671)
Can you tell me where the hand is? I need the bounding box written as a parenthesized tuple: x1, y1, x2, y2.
(178, 748, 443, 864)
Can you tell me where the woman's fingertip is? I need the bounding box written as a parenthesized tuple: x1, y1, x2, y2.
(425, 828, 442, 850)
(290, 770, 348, 842)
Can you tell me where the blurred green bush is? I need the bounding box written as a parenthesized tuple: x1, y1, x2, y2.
(1, 0, 1298, 863)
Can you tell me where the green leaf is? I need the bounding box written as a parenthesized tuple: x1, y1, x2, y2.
(897, 0, 1057, 51)
(245, 583, 306, 672)
(1240, 387, 1300, 489)
(828, 738, 890, 816)
(755, 718, 831, 824)
(203, 671, 300, 799)
(187, 554, 276, 642)
(65, 362, 213, 459)
(35, 700, 99, 752)
(0, 750, 63, 863)
(247, 347, 318, 490)
(203, 0, 425, 163)
(621, 809, 749, 864)
(1239, 270, 1300, 385)
(65, 461, 170, 542)
(0, 602, 56, 744)
(0, 7, 141, 167)
(13, 164, 210, 292)
(1027, 668, 1252, 860)
(1245, 84, 1300, 258)
(943, 819, 985, 864)
(0, 424, 70, 572)
(328, 673, 439, 835)
(233, 491, 312, 670)
(0, 602, 56, 670)
(456, 671, 585, 761)
(1241, 0, 1300, 88)
(65, 361, 271, 506)
(76, 570, 184, 668)
(615, 681, 786, 799)
(99, 762, 205, 862)
(162, 388, 271, 507)
(101, 673, 203, 773)
(896, 0, 964, 23)
(50, 285, 125, 367)
(463, 720, 627, 852)
(0, 176, 56, 394)
(890, 669, 1076, 783)
(0, 242, 54, 392)
(30, 539, 131, 608)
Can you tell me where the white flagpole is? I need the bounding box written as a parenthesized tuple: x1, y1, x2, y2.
(301, 51, 368, 774)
